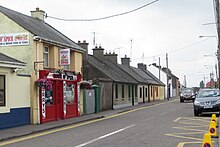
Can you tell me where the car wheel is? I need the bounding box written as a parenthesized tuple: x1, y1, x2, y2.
(180, 99, 184, 103)
(194, 109, 199, 116)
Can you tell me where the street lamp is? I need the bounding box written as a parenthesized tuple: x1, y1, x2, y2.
(199, 35, 220, 89)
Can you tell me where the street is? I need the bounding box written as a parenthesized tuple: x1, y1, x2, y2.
(1, 99, 218, 147)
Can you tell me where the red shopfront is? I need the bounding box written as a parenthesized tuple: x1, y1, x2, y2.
(38, 70, 81, 124)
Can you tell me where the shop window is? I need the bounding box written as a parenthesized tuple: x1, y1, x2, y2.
(45, 89, 53, 105)
(43, 46, 49, 67)
(65, 84, 74, 104)
(45, 83, 53, 105)
(0, 75, 5, 106)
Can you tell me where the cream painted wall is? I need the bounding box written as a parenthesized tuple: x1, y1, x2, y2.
(70, 52, 82, 73)
(137, 85, 148, 103)
(0, 67, 30, 113)
(113, 83, 137, 106)
(0, 12, 34, 75)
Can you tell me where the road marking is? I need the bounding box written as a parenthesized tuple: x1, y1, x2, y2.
(0, 100, 176, 146)
(165, 133, 202, 141)
(75, 124, 135, 147)
(173, 126, 207, 132)
(177, 141, 202, 147)
(160, 112, 167, 116)
(173, 117, 181, 122)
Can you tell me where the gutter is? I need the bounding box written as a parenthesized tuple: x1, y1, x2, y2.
(33, 36, 85, 53)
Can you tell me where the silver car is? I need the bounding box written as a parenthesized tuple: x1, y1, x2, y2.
(193, 88, 220, 116)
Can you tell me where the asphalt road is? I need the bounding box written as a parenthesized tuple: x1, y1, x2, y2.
(2, 99, 218, 147)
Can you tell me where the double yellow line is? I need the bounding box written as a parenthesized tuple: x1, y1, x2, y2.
(0, 99, 175, 146)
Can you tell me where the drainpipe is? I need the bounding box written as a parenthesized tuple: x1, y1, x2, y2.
(34, 36, 40, 124)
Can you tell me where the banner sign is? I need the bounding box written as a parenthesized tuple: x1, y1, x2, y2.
(63, 81, 67, 116)
(0, 32, 29, 46)
(60, 49, 70, 65)
(42, 88, 46, 118)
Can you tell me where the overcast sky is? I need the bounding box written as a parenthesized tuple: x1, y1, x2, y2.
(0, 0, 217, 87)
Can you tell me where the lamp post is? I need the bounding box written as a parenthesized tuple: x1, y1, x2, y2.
(199, 35, 219, 89)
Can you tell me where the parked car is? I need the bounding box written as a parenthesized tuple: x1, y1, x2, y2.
(193, 88, 220, 116)
(180, 88, 196, 103)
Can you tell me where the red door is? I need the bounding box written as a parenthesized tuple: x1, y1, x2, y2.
(54, 80, 63, 120)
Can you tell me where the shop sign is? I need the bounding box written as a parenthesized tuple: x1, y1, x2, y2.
(60, 49, 70, 65)
(0, 32, 29, 46)
(63, 81, 67, 116)
(42, 88, 46, 118)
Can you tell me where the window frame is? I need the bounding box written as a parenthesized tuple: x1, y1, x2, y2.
(0, 75, 5, 107)
(43, 46, 49, 67)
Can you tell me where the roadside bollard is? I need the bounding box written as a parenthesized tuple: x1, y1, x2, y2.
(208, 120, 218, 138)
(211, 114, 218, 127)
(202, 133, 212, 147)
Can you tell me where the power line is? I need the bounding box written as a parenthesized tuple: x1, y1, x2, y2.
(45, 0, 159, 21)
(133, 37, 213, 60)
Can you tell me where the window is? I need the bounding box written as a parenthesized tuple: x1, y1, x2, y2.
(65, 84, 74, 104)
(122, 84, 124, 98)
(43, 46, 49, 67)
(63, 65, 70, 71)
(139, 87, 142, 98)
(145, 88, 148, 97)
(151, 86, 153, 97)
(128, 85, 131, 98)
(0, 75, 5, 106)
(115, 84, 118, 98)
(135, 85, 138, 97)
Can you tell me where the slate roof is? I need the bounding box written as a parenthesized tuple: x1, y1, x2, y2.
(0, 52, 26, 66)
(88, 55, 137, 84)
(142, 69, 165, 86)
(117, 64, 148, 84)
(130, 66, 160, 85)
(0, 5, 84, 52)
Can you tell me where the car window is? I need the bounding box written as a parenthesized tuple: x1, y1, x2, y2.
(182, 89, 193, 94)
(197, 90, 220, 98)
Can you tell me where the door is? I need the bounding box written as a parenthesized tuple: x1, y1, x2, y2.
(55, 80, 62, 120)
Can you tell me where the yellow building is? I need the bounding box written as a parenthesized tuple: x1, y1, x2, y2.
(0, 6, 85, 125)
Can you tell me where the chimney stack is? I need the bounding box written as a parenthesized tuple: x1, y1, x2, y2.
(92, 45, 104, 61)
(137, 63, 147, 70)
(121, 55, 130, 66)
(31, 8, 45, 21)
(104, 51, 118, 64)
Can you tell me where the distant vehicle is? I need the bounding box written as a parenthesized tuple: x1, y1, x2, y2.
(180, 88, 196, 103)
(193, 88, 220, 116)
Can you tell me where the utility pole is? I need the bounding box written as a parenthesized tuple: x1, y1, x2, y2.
(159, 57, 161, 80)
(214, 0, 220, 89)
(130, 39, 133, 63)
(166, 53, 169, 100)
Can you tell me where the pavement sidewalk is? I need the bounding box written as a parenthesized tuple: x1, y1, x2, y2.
(0, 99, 167, 142)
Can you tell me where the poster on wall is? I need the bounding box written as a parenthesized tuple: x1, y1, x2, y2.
(0, 32, 29, 46)
(60, 49, 70, 65)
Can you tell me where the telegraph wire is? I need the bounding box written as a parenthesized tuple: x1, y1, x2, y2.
(45, 0, 159, 21)
(133, 37, 213, 60)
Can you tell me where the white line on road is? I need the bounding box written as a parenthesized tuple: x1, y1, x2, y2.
(75, 124, 135, 147)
